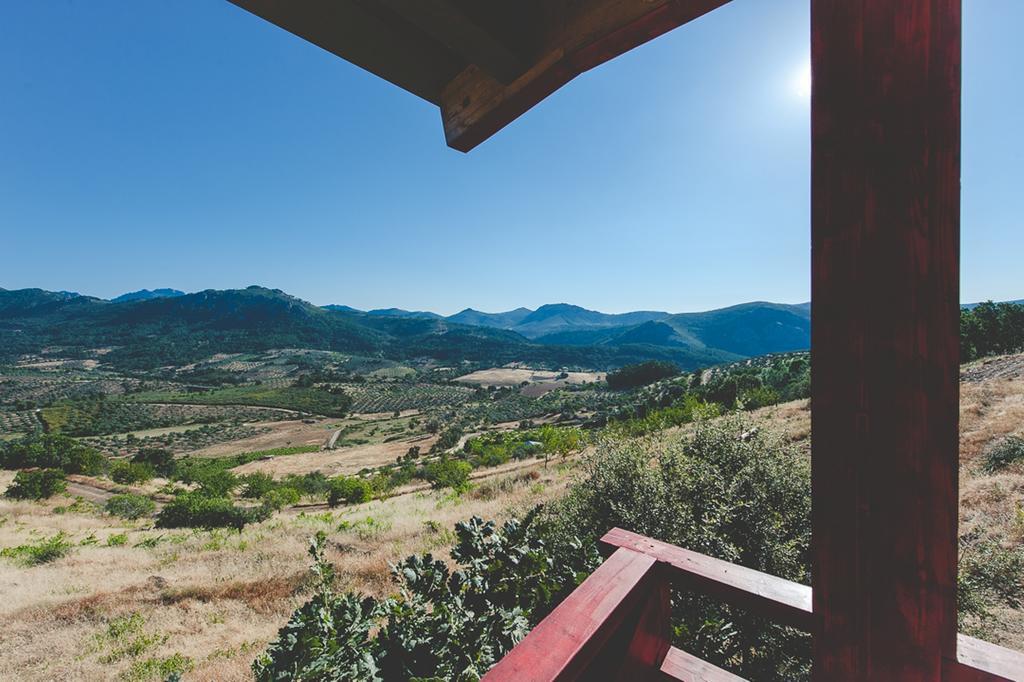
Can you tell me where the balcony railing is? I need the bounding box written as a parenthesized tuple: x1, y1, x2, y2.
(482, 528, 1024, 681)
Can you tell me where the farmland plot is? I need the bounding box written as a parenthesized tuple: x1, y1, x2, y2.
(343, 383, 474, 414)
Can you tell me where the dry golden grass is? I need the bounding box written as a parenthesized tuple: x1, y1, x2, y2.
(0, 462, 571, 680)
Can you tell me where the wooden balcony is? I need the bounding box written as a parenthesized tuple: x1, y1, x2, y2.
(483, 528, 1024, 681)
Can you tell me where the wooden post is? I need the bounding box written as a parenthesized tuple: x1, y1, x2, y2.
(811, 0, 961, 679)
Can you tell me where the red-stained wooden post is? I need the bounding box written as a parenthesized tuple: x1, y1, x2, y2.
(811, 0, 961, 679)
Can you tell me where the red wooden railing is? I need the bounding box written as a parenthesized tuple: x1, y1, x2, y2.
(483, 528, 1024, 681)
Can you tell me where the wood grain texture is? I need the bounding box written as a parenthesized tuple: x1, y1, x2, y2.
(943, 635, 1024, 682)
(658, 646, 746, 681)
(811, 0, 962, 678)
(600, 528, 813, 631)
(481, 547, 659, 681)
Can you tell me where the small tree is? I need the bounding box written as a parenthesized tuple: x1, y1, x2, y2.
(5, 469, 67, 500)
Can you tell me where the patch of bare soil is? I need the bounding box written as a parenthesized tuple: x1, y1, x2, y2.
(232, 433, 439, 478)
(185, 419, 335, 458)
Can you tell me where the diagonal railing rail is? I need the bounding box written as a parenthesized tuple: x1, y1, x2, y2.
(483, 528, 1024, 681)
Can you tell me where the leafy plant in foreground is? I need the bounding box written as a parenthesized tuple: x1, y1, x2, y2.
(253, 512, 598, 681)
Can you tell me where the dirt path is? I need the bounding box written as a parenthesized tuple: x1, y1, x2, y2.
(65, 481, 116, 504)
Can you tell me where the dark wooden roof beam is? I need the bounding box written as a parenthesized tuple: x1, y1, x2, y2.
(376, 0, 527, 85)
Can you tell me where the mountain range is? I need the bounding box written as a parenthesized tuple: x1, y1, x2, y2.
(5, 286, 1019, 374)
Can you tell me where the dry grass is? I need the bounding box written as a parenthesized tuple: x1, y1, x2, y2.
(0, 462, 571, 680)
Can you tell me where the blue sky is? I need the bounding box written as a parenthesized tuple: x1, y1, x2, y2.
(1, 1, 1021, 315)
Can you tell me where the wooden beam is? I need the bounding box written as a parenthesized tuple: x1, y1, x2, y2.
(944, 635, 1024, 682)
(600, 527, 814, 632)
(658, 647, 745, 682)
(226, 0, 464, 104)
(482, 547, 661, 681)
(810, 0, 961, 678)
(376, 0, 526, 85)
(440, 0, 731, 152)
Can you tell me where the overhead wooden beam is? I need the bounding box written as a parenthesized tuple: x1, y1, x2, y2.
(226, 0, 464, 104)
(376, 0, 526, 85)
(440, 0, 730, 152)
(811, 0, 961, 678)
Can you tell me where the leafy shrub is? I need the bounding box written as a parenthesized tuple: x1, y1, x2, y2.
(190, 469, 239, 497)
(262, 487, 301, 510)
(105, 493, 156, 520)
(253, 514, 598, 681)
(0, 434, 105, 475)
(424, 459, 472, 492)
(982, 436, 1024, 473)
(430, 425, 464, 453)
(107, 533, 129, 547)
(5, 468, 68, 500)
(606, 360, 679, 390)
(282, 471, 332, 498)
(1, 531, 74, 565)
(546, 416, 812, 679)
(155, 493, 268, 530)
(240, 472, 276, 499)
(110, 461, 156, 485)
(327, 476, 372, 507)
(132, 447, 176, 477)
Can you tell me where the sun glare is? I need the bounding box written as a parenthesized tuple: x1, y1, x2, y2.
(793, 59, 812, 99)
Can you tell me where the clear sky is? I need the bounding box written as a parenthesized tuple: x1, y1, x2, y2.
(1, 1, 1021, 315)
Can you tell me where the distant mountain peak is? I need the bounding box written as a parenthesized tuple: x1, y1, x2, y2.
(111, 288, 186, 303)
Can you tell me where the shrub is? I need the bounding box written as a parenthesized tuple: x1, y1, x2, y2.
(262, 487, 301, 510)
(982, 436, 1024, 473)
(253, 514, 598, 681)
(606, 361, 679, 390)
(190, 469, 239, 497)
(105, 493, 156, 520)
(132, 447, 176, 477)
(545, 416, 812, 679)
(281, 471, 332, 498)
(424, 459, 472, 492)
(107, 533, 129, 547)
(110, 461, 156, 485)
(1, 531, 74, 565)
(240, 472, 276, 499)
(327, 476, 373, 507)
(4, 468, 67, 500)
(0, 434, 105, 475)
(155, 493, 267, 530)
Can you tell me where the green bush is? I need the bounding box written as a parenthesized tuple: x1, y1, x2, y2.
(105, 493, 156, 520)
(982, 436, 1024, 473)
(5, 468, 67, 500)
(424, 459, 472, 492)
(546, 416, 812, 679)
(240, 472, 276, 499)
(0, 434, 105, 475)
(327, 476, 372, 507)
(155, 493, 268, 530)
(253, 514, 598, 681)
(110, 461, 156, 485)
(132, 447, 176, 477)
(1, 531, 74, 565)
(606, 361, 679, 390)
(190, 469, 239, 497)
(263, 487, 301, 510)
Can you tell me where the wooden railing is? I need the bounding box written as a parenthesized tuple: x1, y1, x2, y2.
(482, 528, 1024, 681)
